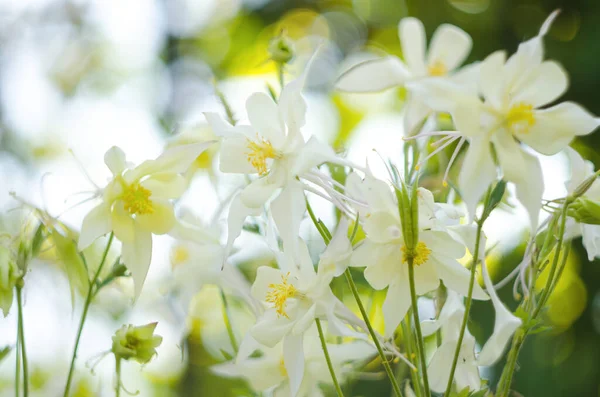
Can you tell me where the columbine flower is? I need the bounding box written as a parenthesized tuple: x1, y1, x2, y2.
(564, 148, 600, 260)
(0, 245, 20, 317)
(348, 172, 488, 337)
(407, 11, 600, 229)
(205, 71, 349, 260)
(78, 142, 214, 298)
(422, 291, 480, 393)
(336, 17, 475, 134)
(214, 327, 374, 397)
(111, 322, 163, 364)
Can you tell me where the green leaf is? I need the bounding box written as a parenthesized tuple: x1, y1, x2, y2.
(0, 346, 12, 363)
(30, 223, 46, 258)
(469, 387, 490, 397)
(51, 230, 89, 308)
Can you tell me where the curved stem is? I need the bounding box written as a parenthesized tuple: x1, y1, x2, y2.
(115, 356, 121, 397)
(443, 220, 483, 397)
(407, 259, 430, 397)
(16, 285, 28, 397)
(63, 233, 114, 397)
(315, 318, 344, 397)
(219, 288, 238, 353)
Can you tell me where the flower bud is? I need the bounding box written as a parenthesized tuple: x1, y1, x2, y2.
(268, 34, 295, 64)
(568, 197, 600, 225)
(0, 246, 20, 317)
(111, 322, 163, 364)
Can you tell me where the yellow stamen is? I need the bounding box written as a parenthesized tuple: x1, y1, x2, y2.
(279, 358, 288, 377)
(265, 272, 297, 318)
(506, 103, 535, 134)
(122, 183, 154, 215)
(401, 241, 431, 266)
(246, 135, 281, 175)
(428, 60, 447, 77)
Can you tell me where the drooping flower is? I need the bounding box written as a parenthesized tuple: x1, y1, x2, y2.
(407, 11, 600, 229)
(422, 291, 481, 393)
(336, 17, 476, 134)
(111, 322, 163, 364)
(78, 142, 214, 298)
(348, 172, 488, 337)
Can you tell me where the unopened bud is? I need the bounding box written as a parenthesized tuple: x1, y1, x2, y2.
(572, 172, 599, 199)
(111, 322, 163, 364)
(268, 34, 295, 64)
(568, 197, 600, 225)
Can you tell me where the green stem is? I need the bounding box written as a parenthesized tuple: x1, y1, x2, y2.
(402, 316, 422, 397)
(16, 285, 28, 397)
(407, 259, 430, 397)
(344, 270, 404, 397)
(115, 357, 121, 397)
(497, 200, 570, 397)
(443, 219, 484, 397)
(315, 318, 344, 397)
(63, 233, 114, 397)
(220, 288, 238, 353)
(277, 63, 285, 90)
(15, 324, 20, 397)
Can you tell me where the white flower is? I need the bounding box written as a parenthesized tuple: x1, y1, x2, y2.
(407, 11, 600, 229)
(348, 172, 488, 337)
(422, 291, 481, 393)
(0, 245, 19, 317)
(564, 147, 600, 260)
(214, 327, 374, 397)
(78, 142, 214, 298)
(205, 73, 338, 260)
(336, 17, 476, 134)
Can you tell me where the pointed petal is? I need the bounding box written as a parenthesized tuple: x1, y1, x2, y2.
(111, 203, 136, 243)
(428, 24, 472, 72)
(121, 227, 153, 299)
(427, 341, 458, 393)
(251, 310, 295, 347)
(283, 334, 305, 397)
(291, 136, 336, 175)
(403, 96, 431, 137)
(479, 51, 507, 108)
(225, 195, 259, 255)
(382, 278, 411, 337)
(219, 135, 257, 174)
(458, 137, 497, 222)
(204, 112, 237, 137)
(240, 178, 280, 209)
(246, 92, 286, 148)
(279, 73, 308, 136)
(271, 181, 306, 260)
(399, 17, 426, 75)
(140, 173, 187, 199)
(335, 56, 410, 92)
(104, 146, 127, 175)
(132, 142, 215, 179)
(432, 256, 488, 300)
(361, 244, 398, 289)
(78, 203, 112, 251)
(511, 61, 568, 108)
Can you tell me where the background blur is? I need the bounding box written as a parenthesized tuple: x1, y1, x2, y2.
(1, 0, 600, 396)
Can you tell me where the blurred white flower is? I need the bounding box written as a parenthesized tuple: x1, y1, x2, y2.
(78, 142, 214, 298)
(0, 244, 19, 317)
(348, 172, 488, 337)
(336, 17, 476, 134)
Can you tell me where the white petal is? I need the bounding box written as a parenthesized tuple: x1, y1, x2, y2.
(421, 290, 464, 337)
(403, 95, 431, 136)
(140, 173, 187, 199)
(511, 60, 568, 108)
(399, 17, 426, 75)
(279, 73, 307, 135)
(132, 142, 215, 179)
(458, 137, 497, 222)
(432, 255, 488, 300)
(335, 56, 410, 92)
(581, 224, 600, 261)
(382, 278, 411, 337)
(564, 147, 592, 193)
(251, 311, 295, 347)
(479, 51, 507, 108)
(121, 226, 153, 299)
(362, 211, 402, 244)
(78, 203, 111, 251)
(427, 24, 472, 72)
(135, 199, 176, 235)
(283, 334, 305, 397)
(512, 149, 544, 231)
(454, 362, 481, 393)
(361, 244, 398, 289)
(251, 266, 290, 302)
(246, 92, 286, 148)
(493, 130, 527, 184)
(421, 230, 466, 259)
(219, 135, 257, 174)
(412, 259, 440, 295)
(518, 102, 600, 155)
(111, 203, 136, 243)
(427, 341, 457, 393)
(291, 136, 336, 175)
(271, 181, 306, 260)
(225, 195, 260, 256)
(240, 178, 280, 209)
(104, 146, 127, 175)
(204, 112, 237, 137)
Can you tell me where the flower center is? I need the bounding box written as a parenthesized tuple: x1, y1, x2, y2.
(265, 272, 297, 318)
(428, 60, 447, 77)
(401, 241, 431, 266)
(506, 103, 535, 134)
(122, 183, 154, 215)
(246, 135, 281, 176)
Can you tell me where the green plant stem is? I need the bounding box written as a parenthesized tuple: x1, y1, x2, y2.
(497, 200, 570, 397)
(220, 288, 238, 353)
(15, 327, 20, 397)
(63, 233, 114, 397)
(115, 357, 121, 397)
(315, 318, 344, 397)
(443, 220, 484, 397)
(407, 259, 431, 397)
(16, 285, 28, 397)
(402, 316, 422, 397)
(277, 63, 285, 90)
(344, 270, 404, 397)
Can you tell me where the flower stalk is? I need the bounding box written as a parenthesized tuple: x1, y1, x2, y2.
(315, 318, 344, 397)
(16, 282, 28, 397)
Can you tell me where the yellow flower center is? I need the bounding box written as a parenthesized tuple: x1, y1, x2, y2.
(122, 183, 154, 215)
(401, 241, 431, 266)
(171, 246, 190, 267)
(428, 60, 447, 77)
(279, 358, 288, 377)
(506, 103, 535, 134)
(265, 272, 297, 318)
(246, 135, 281, 176)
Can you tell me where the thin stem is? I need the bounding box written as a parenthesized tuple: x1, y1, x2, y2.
(407, 259, 431, 397)
(115, 356, 121, 397)
(344, 270, 404, 397)
(315, 318, 344, 397)
(16, 285, 28, 397)
(443, 220, 483, 397)
(63, 233, 114, 397)
(401, 316, 422, 397)
(277, 63, 285, 90)
(220, 288, 238, 353)
(15, 322, 20, 397)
